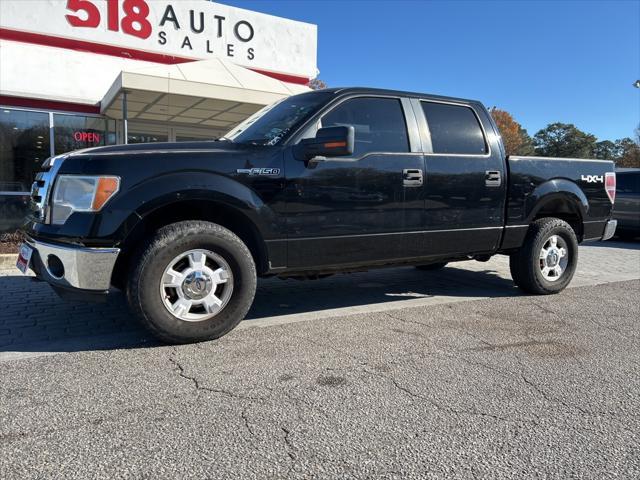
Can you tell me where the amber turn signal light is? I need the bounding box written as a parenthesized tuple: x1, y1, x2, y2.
(92, 177, 120, 210)
(323, 141, 347, 148)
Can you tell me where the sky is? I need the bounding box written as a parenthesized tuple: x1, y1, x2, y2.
(225, 0, 640, 142)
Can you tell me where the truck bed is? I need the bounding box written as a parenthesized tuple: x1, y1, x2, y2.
(505, 155, 616, 243)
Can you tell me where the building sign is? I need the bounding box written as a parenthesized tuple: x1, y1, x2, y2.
(73, 131, 101, 143)
(0, 0, 317, 80)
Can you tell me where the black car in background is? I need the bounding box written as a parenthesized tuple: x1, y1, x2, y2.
(614, 168, 640, 239)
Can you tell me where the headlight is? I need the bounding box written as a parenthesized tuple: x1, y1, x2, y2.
(51, 175, 120, 225)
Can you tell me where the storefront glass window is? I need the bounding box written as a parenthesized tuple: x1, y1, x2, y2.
(0, 108, 50, 193)
(176, 134, 215, 142)
(54, 114, 116, 155)
(0, 108, 50, 232)
(128, 132, 168, 143)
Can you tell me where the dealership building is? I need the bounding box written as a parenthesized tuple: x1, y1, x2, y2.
(0, 0, 317, 230)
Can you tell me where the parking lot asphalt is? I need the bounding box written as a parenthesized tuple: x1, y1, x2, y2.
(0, 279, 638, 479)
(0, 240, 639, 479)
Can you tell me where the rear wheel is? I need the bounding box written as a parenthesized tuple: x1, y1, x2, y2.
(510, 218, 578, 295)
(127, 221, 256, 344)
(416, 262, 448, 271)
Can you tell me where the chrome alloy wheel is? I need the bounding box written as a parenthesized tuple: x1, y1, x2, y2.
(160, 249, 234, 322)
(539, 235, 569, 282)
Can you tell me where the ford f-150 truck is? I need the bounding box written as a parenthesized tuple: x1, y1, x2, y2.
(17, 88, 618, 343)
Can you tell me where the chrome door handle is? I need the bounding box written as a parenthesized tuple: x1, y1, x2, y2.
(403, 168, 423, 187)
(485, 170, 501, 187)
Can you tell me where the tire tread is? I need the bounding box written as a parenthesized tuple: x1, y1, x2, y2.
(509, 217, 578, 295)
(127, 221, 256, 344)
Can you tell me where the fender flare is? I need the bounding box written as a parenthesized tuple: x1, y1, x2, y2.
(106, 172, 279, 285)
(96, 170, 281, 249)
(112, 170, 276, 232)
(525, 178, 588, 223)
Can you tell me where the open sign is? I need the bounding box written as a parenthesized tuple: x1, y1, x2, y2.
(73, 131, 101, 143)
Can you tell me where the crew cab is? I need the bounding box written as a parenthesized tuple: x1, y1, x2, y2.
(17, 88, 618, 343)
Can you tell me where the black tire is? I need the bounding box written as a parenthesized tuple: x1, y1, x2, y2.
(416, 262, 448, 271)
(127, 221, 256, 344)
(509, 218, 578, 295)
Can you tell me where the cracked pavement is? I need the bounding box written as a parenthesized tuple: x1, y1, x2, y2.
(1, 279, 639, 479)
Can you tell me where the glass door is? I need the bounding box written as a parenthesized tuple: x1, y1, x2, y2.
(127, 122, 169, 144)
(124, 123, 222, 143)
(173, 126, 221, 142)
(0, 108, 51, 232)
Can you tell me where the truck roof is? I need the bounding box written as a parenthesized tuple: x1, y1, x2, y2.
(318, 87, 483, 107)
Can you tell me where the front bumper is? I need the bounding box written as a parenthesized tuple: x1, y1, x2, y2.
(25, 237, 120, 292)
(601, 219, 617, 241)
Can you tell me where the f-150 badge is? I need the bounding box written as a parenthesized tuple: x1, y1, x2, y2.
(581, 174, 603, 183)
(236, 168, 280, 176)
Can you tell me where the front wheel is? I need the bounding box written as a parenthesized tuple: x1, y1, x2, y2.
(127, 221, 257, 344)
(509, 218, 578, 295)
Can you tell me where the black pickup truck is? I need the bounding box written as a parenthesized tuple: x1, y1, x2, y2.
(18, 88, 618, 343)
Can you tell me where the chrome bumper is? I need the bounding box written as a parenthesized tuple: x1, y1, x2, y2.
(601, 219, 617, 241)
(25, 237, 120, 291)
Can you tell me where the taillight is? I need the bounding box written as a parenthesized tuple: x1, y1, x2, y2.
(605, 172, 616, 204)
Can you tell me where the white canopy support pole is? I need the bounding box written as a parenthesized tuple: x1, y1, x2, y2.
(122, 90, 128, 145)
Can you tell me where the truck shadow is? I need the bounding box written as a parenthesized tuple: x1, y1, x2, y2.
(0, 265, 520, 355)
(608, 238, 640, 248)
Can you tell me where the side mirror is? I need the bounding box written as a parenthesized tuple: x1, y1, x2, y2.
(297, 126, 355, 160)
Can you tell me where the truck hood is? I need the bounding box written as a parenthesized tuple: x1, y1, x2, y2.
(66, 139, 249, 157)
(56, 140, 283, 179)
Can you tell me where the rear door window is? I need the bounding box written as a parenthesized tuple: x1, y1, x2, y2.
(421, 102, 487, 155)
(321, 97, 409, 156)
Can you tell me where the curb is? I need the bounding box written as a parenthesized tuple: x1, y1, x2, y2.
(0, 254, 17, 270)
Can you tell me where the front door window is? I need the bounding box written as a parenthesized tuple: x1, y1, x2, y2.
(320, 97, 410, 157)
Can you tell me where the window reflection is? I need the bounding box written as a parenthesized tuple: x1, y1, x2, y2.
(54, 114, 116, 155)
(0, 109, 50, 193)
(0, 108, 50, 232)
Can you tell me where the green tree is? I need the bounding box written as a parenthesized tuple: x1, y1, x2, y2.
(533, 123, 597, 158)
(517, 126, 536, 156)
(593, 140, 621, 160)
(615, 137, 640, 168)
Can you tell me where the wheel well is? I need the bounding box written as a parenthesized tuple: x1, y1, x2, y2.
(111, 200, 268, 290)
(533, 198, 584, 241)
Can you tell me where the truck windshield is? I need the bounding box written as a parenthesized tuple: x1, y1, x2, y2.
(223, 91, 333, 146)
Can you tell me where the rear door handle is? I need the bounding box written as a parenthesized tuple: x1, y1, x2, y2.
(485, 170, 501, 187)
(403, 168, 423, 187)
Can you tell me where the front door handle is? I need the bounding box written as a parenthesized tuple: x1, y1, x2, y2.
(485, 170, 501, 187)
(403, 168, 423, 187)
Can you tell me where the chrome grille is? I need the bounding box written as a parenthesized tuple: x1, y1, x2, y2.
(30, 155, 65, 223)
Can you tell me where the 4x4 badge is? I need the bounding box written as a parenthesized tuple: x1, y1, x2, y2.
(236, 168, 280, 176)
(581, 174, 603, 183)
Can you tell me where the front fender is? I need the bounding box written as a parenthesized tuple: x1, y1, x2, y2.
(100, 171, 281, 240)
(25, 171, 282, 247)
